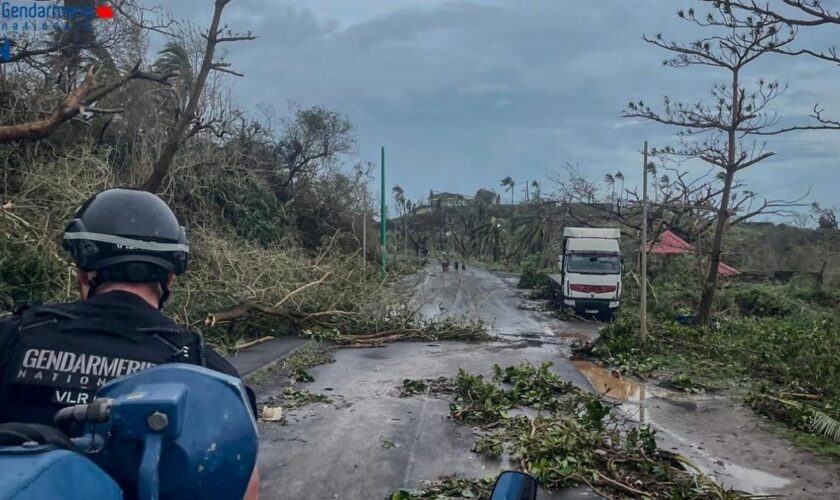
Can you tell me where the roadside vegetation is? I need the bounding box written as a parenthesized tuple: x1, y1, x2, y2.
(395, 362, 749, 499)
(0, 1, 485, 351)
(563, 250, 840, 456)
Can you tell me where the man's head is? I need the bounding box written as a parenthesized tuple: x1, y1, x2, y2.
(62, 188, 189, 308)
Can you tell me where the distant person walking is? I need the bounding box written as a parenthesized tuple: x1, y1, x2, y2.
(454, 260, 460, 271)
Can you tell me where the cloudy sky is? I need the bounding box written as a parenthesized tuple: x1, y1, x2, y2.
(161, 0, 839, 213)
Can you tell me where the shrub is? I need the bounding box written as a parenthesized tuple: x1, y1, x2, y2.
(727, 285, 796, 317)
(517, 254, 549, 296)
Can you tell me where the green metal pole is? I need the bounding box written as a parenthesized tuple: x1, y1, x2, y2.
(380, 146, 387, 279)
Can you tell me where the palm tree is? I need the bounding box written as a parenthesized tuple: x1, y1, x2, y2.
(511, 204, 557, 261)
(392, 185, 405, 254)
(153, 41, 194, 106)
(614, 171, 625, 206)
(646, 162, 658, 202)
(603, 173, 615, 201)
(476, 216, 504, 262)
(404, 200, 412, 255)
(530, 181, 541, 201)
(500, 176, 515, 215)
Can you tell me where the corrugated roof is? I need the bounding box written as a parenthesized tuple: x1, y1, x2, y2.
(649, 230, 740, 275)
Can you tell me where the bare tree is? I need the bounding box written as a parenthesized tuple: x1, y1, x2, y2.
(142, 0, 255, 192)
(624, 5, 810, 325)
(714, 0, 840, 132)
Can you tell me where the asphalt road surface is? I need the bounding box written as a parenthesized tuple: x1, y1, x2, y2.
(255, 265, 840, 499)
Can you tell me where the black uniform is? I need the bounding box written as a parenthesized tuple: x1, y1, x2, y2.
(0, 291, 240, 425)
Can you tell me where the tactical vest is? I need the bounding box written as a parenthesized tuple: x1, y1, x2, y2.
(0, 304, 206, 426)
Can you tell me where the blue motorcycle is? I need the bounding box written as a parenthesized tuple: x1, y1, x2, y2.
(0, 361, 536, 500)
(0, 364, 258, 500)
(489, 471, 538, 500)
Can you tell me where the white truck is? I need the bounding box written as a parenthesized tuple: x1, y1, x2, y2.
(548, 227, 622, 319)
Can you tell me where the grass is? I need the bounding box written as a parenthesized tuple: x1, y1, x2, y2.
(781, 428, 840, 459)
(281, 343, 335, 372)
(247, 342, 334, 385)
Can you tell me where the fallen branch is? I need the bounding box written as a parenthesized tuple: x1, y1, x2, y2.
(0, 63, 174, 143)
(205, 270, 335, 326)
(595, 471, 648, 497)
(233, 336, 274, 351)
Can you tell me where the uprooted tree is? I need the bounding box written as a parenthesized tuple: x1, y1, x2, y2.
(624, 5, 815, 325)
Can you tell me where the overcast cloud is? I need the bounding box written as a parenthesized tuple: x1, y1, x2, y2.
(160, 0, 839, 212)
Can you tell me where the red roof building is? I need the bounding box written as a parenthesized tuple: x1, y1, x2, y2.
(649, 230, 739, 276)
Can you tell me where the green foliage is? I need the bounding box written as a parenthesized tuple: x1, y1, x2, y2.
(401, 362, 746, 498)
(210, 180, 290, 246)
(517, 254, 549, 298)
(281, 344, 335, 372)
(390, 477, 494, 499)
(289, 368, 314, 383)
(275, 387, 331, 409)
(747, 393, 840, 444)
(727, 285, 797, 317)
(583, 273, 840, 452)
(400, 379, 428, 397)
(0, 238, 60, 309)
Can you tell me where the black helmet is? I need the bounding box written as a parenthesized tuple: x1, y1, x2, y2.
(62, 188, 189, 299)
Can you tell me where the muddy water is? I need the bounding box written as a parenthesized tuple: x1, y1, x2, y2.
(572, 359, 656, 424)
(572, 360, 646, 401)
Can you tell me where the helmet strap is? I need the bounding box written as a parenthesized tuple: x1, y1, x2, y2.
(158, 280, 170, 309)
(86, 275, 102, 298)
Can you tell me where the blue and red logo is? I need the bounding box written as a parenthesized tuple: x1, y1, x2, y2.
(1, 1, 113, 60)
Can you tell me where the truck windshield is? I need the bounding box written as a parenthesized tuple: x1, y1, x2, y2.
(567, 254, 620, 274)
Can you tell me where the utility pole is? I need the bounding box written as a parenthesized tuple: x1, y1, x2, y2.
(362, 187, 367, 272)
(640, 141, 649, 343)
(380, 147, 387, 279)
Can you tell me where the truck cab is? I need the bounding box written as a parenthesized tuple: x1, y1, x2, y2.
(555, 227, 622, 320)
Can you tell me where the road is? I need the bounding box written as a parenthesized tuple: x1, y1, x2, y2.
(255, 265, 840, 499)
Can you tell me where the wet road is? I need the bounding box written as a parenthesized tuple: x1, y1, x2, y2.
(256, 266, 596, 499)
(256, 265, 840, 499)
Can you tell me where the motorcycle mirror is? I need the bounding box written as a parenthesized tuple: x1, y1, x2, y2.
(490, 471, 538, 500)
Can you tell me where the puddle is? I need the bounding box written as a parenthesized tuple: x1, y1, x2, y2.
(573, 360, 793, 494)
(572, 360, 646, 401)
(704, 462, 791, 494)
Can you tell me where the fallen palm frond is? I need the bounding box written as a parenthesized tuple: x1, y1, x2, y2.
(749, 393, 840, 444)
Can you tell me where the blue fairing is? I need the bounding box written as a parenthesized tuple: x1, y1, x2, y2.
(88, 364, 258, 500)
(0, 364, 257, 500)
(0, 446, 122, 500)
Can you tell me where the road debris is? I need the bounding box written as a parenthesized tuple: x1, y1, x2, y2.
(399, 361, 754, 499)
